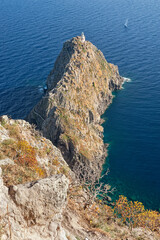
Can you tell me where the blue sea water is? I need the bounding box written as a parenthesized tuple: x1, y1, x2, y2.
(0, 0, 160, 210)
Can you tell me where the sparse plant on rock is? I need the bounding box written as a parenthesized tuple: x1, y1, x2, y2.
(114, 195, 160, 231)
(16, 140, 37, 167)
(72, 162, 114, 209)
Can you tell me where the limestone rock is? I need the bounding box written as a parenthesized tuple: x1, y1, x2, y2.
(0, 171, 70, 240)
(14, 174, 69, 225)
(27, 36, 124, 177)
(0, 118, 159, 240)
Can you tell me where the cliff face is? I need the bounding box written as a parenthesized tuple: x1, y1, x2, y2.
(0, 37, 159, 240)
(0, 116, 160, 240)
(27, 36, 124, 176)
(0, 115, 103, 240)
(0, 116, 70, 240)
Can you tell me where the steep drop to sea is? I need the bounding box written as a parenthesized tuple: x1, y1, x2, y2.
(27, 36, 124, 176)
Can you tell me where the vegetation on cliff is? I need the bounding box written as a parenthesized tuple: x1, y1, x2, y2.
(0, 36, 159, 239)
(0, 116, 70, 187)
(0, 116, 160, 240)
(27, 36, 124, 177)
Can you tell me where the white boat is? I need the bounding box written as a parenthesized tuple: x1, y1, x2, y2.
(124, 19, 128, 28)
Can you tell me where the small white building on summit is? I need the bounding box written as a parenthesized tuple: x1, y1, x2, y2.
(81, 32, 85, 43)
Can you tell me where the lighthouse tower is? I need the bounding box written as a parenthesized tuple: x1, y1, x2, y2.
(81, 32, 85, 43)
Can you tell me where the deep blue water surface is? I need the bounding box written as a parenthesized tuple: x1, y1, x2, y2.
(0, 0, 160, 210)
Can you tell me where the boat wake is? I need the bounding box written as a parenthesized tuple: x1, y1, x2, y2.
(124, 19, 128, 28)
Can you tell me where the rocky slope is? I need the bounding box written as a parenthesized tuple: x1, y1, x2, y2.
(0, 116, 159, 240)
(0, 115, 109, 240)
(27, 36, 124, 176)
(1, 36, 159, 240)
(0, 115, 72, 240)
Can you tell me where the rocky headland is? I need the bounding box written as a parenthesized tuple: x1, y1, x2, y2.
(27, 36, 124, 176)
(0, 36, 159, 240)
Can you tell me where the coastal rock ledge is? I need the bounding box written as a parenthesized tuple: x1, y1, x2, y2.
(28, 36, 124, 176)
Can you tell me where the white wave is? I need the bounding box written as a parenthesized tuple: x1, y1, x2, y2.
(38, 86, 44, 93)
(123, 77, 132, 83)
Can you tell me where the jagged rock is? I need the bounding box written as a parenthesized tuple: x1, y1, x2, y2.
(13, 174, 69, 225)
(0, 171, 70, 240)
(1, 36, 158, 240)
(0, 116, 159, 240)
(27, 36, 124, 177)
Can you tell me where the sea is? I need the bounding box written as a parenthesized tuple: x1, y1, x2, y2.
(0, 0, 160, 210)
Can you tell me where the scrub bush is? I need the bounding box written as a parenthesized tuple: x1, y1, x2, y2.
(114, 195, 160, 231)
(16, 140, 37, 167)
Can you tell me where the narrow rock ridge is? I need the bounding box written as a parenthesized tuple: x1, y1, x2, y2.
(27, 36, 124, 176)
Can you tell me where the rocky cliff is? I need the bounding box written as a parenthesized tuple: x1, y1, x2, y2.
(0, 116, 159, 240)
(1, 37, 159, 240)
(0, 115, 106, 240)
(27, 36, 124, 176)
(0, 115, 71, 240)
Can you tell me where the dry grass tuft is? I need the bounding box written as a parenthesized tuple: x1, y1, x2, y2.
(2, 164, 46, 186)
(16, 140, 37, 167)
(0, 138, 17, 160)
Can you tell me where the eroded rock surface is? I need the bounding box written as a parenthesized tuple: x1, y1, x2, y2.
(1, 37, 158, 240)
(0, 117, 159, 240)
(27, 36, 124, 176)
(13, 175, 69, 225)
(0, 169, 70, 240)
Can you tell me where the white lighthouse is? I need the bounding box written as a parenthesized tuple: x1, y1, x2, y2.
(81, 32, 85, 43)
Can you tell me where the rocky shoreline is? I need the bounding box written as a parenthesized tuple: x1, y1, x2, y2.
(0, 36, 159, 240)
(27, 36, 124, 177)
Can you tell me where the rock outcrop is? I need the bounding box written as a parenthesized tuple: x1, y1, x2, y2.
(27, 36, 124, 176)
(0, 169, 71, 240)
(0, 116, 73, 240)
(13, 175, 69, 225)
(0, 115, 159, 240)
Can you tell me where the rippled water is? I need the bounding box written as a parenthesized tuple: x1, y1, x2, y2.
(0, 0, 160, 210)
